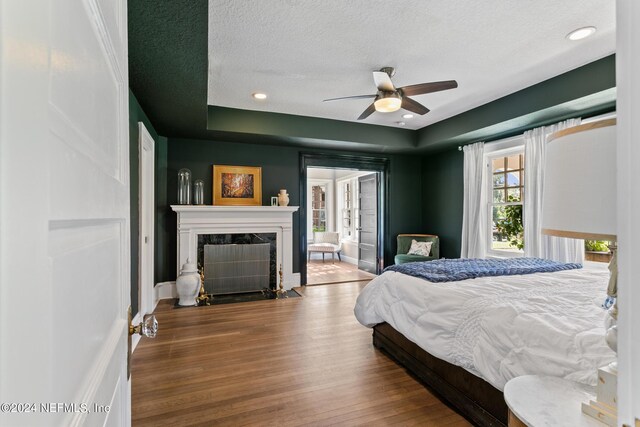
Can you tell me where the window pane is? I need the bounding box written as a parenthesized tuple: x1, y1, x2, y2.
(506, 155, 520, 171)
(488, 151, 524, 254)
(506, 172, 520, 187)
(507, 188, 521, 202)
(312, 185, 326, 208)
(312, 184, 327, 232)
(491, 204, 523, 251)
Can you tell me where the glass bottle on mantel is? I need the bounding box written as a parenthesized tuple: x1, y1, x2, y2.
(193, 179, 204, 205)
(178, 168, 192, 205)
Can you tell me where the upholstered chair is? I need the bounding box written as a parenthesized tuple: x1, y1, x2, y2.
(308, 231, 342, 262)
(394, 234, 439, 265)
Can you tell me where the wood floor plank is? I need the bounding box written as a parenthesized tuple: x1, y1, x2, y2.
(132, 282, 471, 426)
(307, 260, 376, 285)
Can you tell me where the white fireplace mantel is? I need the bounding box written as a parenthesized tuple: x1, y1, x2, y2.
(171, 205, 300, 290)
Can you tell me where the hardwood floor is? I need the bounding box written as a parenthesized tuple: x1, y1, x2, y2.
(131, 282, 471, 426)
(307, 260, 376, 285)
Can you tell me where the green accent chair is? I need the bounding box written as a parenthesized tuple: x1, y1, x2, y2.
(394, 234, 439, 265)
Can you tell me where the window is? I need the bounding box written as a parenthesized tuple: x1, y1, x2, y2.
(311, 185, 326, 232)
(342, 182, 352, 238)
(337, 178, 359, 241)
(489, 151, 524, 254)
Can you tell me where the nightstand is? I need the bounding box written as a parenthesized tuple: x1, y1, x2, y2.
(504, 375, 605, 427)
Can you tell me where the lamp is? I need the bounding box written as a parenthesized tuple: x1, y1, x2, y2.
(542, 118, 618, 426)
(374, 92, 402, 113)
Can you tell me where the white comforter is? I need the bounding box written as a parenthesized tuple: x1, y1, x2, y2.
(354, 267, 615, 391)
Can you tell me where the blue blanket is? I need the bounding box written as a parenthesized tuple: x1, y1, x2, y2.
(384, 257, 582, 283)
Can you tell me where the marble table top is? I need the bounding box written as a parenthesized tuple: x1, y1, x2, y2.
(504, 375, 605, 427)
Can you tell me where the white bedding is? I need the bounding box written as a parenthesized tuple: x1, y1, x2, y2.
(354, 267, 615, 391)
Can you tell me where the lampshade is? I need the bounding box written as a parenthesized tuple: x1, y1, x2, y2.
(374, 93, 402, 113)
(542, 119, 616, 240)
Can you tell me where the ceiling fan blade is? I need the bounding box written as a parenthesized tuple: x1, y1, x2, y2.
(373, 71, 395, 91)
(323, 94, 376, 102)
(357, 103, 376, 120)
(400, 80, 458, 97)
(401, 97, 430, 115)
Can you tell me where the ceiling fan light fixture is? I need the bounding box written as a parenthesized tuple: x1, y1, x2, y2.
(402, 113, 414, 119)
(374, 93, 402, 113)
(566, 26, 597, 41)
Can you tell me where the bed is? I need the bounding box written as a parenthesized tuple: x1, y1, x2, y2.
(354, 264, 615, 426)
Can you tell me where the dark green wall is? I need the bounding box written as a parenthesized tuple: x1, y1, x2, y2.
(129, 52, 617, 291)
(417, 55, 616, 151)
(421, 149, 464, 258)
(207, 106, 417, 152)
(129, 91, 160, 316)
(155, 136, 169, 286)
(156, 138, 424, 282)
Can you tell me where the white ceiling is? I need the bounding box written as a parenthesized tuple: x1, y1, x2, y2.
(207, 0, 615, 130)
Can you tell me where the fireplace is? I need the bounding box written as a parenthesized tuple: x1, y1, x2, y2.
(171, 205, 299, 291)
(197, 233, 277, 294)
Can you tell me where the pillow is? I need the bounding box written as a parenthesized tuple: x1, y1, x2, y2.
(407, 239, 432, 256)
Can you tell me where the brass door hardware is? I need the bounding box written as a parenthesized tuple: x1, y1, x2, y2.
(129, 314, 158, 337)
(128, 307, 158, 378)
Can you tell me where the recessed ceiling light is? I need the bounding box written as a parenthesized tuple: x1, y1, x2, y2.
(396, 121, 406, 126)
(252, 93, 267, 100)
(566, 26, 597, 41)
(402, 113, 414, 119)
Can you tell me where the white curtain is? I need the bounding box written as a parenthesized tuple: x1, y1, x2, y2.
(524, 118, 585, 263)
(461, 142, 486, 258)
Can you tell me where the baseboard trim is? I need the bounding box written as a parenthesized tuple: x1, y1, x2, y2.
(341, 255, 358, 265)
(154, 281, 177, 310)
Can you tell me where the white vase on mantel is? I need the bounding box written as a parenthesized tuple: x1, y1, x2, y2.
(176, 258, 200, 306)
(278, 189, 289, 207)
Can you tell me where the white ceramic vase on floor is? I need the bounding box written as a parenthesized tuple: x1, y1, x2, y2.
(176, 258, 200, 306)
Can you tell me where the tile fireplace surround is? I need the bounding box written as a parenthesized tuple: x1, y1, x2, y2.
(171, 205, 300, 290)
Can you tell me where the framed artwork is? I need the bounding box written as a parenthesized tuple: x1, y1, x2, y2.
(213, 165, 262, 206)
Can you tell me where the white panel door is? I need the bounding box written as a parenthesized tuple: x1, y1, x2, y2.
(357, 174, 378, 274)
(617, 0, 640, 424)
(139, 122, 155, 318)
(0, 0, 131, 426)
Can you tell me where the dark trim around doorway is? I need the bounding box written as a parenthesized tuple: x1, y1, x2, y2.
(299, 153, 389, 285)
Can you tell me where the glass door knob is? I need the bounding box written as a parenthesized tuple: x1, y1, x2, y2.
(129, 314, 158, 338)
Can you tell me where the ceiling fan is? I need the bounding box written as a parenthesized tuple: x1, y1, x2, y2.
(323, 67, 458, 120)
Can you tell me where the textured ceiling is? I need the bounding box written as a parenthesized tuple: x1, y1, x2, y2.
(207, 0, 615, 130)
(129, 0, 209, 139)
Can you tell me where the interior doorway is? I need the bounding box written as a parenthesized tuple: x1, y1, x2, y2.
(138, 122, 155, 320)
(305, 166, 379, 285)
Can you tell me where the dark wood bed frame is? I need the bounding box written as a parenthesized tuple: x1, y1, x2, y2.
(373, 323, 508, 427)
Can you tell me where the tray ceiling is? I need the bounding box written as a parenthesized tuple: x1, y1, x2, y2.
(207, 0, 615, 130)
